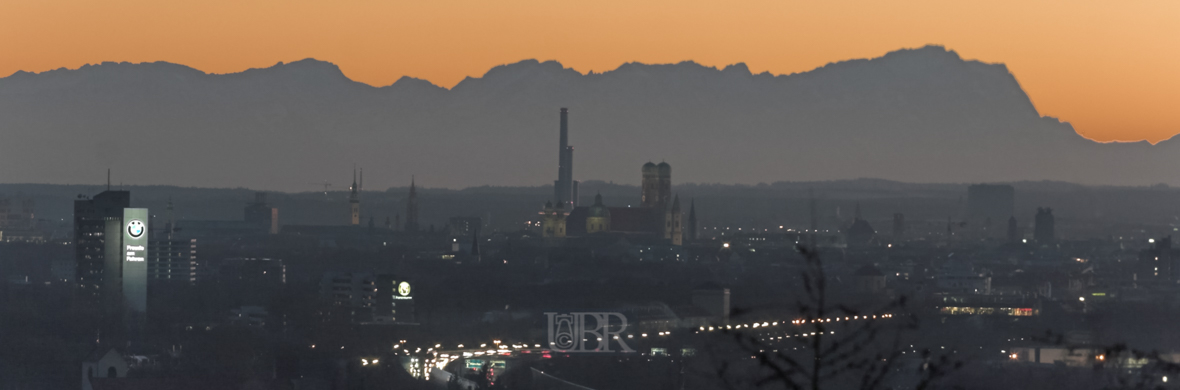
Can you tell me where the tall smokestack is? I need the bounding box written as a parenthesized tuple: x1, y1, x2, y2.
(560, 108, 569, 156)
(554, 108, 575, 207)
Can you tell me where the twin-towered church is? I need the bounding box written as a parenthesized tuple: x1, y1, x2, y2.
(540, 108, 693, 245)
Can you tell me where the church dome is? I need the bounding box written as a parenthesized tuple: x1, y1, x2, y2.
(642, 162, 658, 176)
(657, 162, 671, 176)
(588, 194, 611, 218)
(588, 205, 610, 218)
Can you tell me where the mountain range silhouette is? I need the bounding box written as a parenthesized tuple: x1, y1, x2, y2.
(0, 45, 1169, 191)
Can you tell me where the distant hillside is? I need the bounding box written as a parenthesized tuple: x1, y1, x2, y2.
(0, 46, 1174, 191)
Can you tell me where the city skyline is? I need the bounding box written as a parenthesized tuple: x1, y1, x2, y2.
(5, 2, 1180, 389)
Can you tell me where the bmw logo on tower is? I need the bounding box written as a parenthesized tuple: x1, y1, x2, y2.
(127, 219, 145, 238)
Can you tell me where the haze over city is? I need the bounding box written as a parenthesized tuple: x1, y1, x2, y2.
(2, 1, 1180, 390)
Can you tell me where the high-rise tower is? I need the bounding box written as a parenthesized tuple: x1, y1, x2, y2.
(687, 199, 698, 242)
(554, 108, 578, 207)
(349, 168, 361, 225)
(74, 189, 150, 334)
(75, 190, 131, 309)
(245, 192, 278, 234)
(1034, 207, 1055, 244)
(405, 177, 420, 232)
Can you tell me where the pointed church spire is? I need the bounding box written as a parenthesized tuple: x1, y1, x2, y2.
(348, 165, 360, 225)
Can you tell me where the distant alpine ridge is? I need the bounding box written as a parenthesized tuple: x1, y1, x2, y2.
(0, 46, 1169, 191)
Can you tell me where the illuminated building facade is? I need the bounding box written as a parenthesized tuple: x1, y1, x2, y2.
(585, 194, 610, 233)
(541, 201, 567, 238)
(934, 294, 1040, 316)
(555, 162, 684, 245)
(321, 272, 415, 324)
(0, 198, 41, 242)
(122, 208, 149, 326)
(148, 238, 197, 285)
(1139, 237, 1180, 283)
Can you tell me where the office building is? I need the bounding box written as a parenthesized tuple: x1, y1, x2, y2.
(1034, 207, 1056, 244)
(148, 238, 197, 285)
(0, 198, 42, 242)
(243, 192, 278, 234)
(448, 217, 482, 238)
(321, 272, 415, 324)
(74, 190, 130, 310)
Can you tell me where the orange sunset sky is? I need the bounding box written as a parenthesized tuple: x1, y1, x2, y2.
(2, 0, 1177, 143)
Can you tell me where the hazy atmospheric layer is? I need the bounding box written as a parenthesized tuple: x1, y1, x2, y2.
(0, 46, 1169, 191)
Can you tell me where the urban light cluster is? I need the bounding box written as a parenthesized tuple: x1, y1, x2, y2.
(695, 313, 894, 333)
